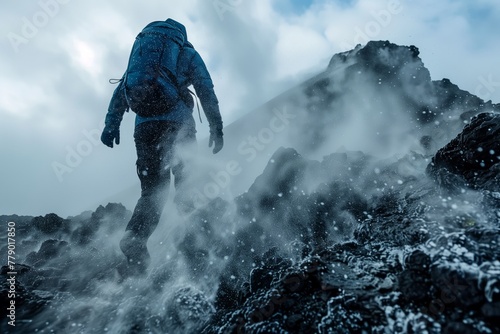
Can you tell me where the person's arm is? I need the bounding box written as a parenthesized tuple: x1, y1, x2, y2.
(189, 51, 224, 154)
(101, 79, 129, 148)
(189, 52, 223, 131)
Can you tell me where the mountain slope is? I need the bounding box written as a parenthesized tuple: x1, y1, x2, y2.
(1, 41, 499, 334)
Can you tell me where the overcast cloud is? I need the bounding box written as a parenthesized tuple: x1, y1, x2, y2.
(1, 0, 499, 216)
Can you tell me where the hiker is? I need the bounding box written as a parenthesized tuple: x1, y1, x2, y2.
(100, 18, 224, 275)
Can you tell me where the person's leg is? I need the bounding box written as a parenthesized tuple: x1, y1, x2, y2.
(120, 121, 180, 271)
(171, 125, 197, 214)
(172, 125, 197, 188)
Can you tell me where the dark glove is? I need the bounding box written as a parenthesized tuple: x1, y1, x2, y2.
(209, 128, 223, 154)
(101, 125, 120, 148)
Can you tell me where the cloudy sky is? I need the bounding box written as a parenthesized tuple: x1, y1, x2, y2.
(1, 0, 499, 217)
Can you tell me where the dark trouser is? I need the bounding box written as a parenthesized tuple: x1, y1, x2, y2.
(124, 121, 196, 242)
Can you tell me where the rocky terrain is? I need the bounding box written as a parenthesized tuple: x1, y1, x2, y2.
(1, 41, 499, 333)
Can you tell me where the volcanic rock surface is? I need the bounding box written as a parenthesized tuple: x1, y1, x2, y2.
(1, 41, 499, 333)
(427, 112, 500, 193)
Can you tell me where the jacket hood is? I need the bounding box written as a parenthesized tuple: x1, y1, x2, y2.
(141, 19, 191, 47)
(165, 18, 187, 41)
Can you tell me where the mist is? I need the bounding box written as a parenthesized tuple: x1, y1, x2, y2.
(2, 0, 500, 216)
(2, 38, 499, 332)
(1, 1, 500, 333)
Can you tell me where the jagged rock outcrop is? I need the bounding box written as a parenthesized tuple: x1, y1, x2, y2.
(298, 41, 500, 155)
(25, 240, 70, 267)
(201, 146, 499, 333)
(0, 203, 132, 333)
(32, 213, 71, 235)
(427, 112, 500, 192)
(326, 41, 498, 121)
(71, 202, 129, 245)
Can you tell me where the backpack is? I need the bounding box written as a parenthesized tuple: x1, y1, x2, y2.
(123, 19, 187, 117)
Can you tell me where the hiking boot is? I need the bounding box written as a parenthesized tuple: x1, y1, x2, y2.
(119, 230, 151, 276)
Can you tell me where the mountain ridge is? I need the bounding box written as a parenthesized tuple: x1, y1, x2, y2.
(1, 41, 499, 333)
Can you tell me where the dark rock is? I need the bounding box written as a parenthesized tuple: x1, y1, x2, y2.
(32, 213, 70, 235)
(236, 147, 370, 253)
(5, 41, 500, 334)
(163, 287, 215, 333)
(25, 240, 69, 267)
(0, 280, 52, 333)
(427, 112, 500, 192)
(482, 301, 500, 318)
(245, 321, 288, 334)
(71, 202, 129, 245)
(443, 322, 478, 334)
(0, 263, 31, 276)
(354, 193, 430, 247)
(0, 215, 33, 233)
(304, 41, 500, 158)
(398, 250, 432, 302)
(250, 248, 292, 293)
(430, 264, 485, 308)
(398, 269, 431, 302)
(214, 277, 242, 312)
(405, 249, 431, 271)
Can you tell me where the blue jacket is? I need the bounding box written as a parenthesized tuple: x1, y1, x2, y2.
(105, 19, 223, 133)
